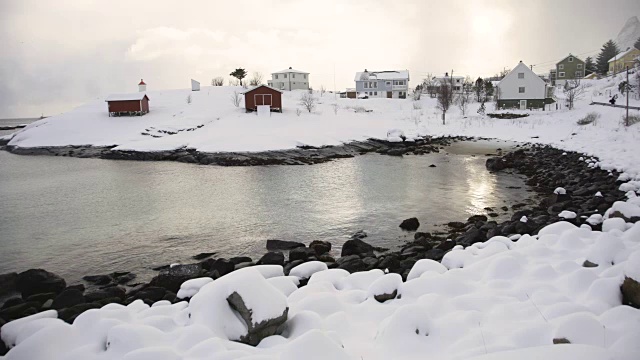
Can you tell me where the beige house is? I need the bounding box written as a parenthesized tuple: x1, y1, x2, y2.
(267, 67, 310, 91)
(608, 47, 640, 75)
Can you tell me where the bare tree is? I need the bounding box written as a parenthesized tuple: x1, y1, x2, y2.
(320, 85, 326, 97)
(422, 73, 435, 98)
(299, 92, 317, 113)
(436, 78, 453, 124)
(249, 72, 263, 86)
(457, 87, 471, 116)
(230, 91, 242, 107)
(563, 79, 585, 110)
(229, 78, 240, 86)
(211, 77, 224, 86)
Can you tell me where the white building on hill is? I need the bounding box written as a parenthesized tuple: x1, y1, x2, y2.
(267, 67, 310, 91)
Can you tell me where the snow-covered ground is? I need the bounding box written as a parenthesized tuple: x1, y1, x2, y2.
(3, 77, 640, 359)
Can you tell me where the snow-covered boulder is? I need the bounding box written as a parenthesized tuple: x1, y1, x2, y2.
(188, 267, 288, 346)
(607, 201, 640, 222)
(622, 251, 640, 308)
(406, 259, 447, 281)
(367, 273, 402, 303)
(386, 129, 406, 142)
(176, 277, 213, 299)
(289, 261, 328, 280)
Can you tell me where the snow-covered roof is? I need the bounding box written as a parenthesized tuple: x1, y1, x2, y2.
(105, 93, 149, 102)
(354, 70, 409, 81)
(272, 68, 309, 74)
(242, 85, 283, 94)
(608, 47, 639, 63)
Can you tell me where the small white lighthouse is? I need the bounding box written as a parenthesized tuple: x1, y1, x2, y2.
(138, 79, 146, 92)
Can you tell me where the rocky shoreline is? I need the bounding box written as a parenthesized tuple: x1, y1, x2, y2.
(0, 144, 636, 355)
(1, 136, 457, 166)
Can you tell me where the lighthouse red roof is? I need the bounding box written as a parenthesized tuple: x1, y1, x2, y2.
(138, 79, 146, 85)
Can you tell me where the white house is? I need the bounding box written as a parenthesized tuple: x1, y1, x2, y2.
(429, 73, 465, 93)
(354, 70, 409, 99)
(497, 61, 552, 110)
(267, 67, 310, 91)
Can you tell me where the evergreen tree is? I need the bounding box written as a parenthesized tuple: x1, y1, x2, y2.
(229, 68, 248, 86)
(635, 37, 640, 50)
(584, 56, 596, 75)
(595, 40, 620, 75)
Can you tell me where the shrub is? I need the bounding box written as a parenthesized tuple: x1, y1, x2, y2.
(576, 112, 600, 125)
(623, 113, 640, 126)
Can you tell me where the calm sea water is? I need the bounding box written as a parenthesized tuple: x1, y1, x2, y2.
(0, 142, 534, 283)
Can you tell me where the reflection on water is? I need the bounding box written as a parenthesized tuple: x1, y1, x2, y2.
(0, 148, 533, 283)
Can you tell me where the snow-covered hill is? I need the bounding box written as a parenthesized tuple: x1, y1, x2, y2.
(615, 16, 640, 51)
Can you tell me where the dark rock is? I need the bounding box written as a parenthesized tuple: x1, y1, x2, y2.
(289, 247, 315, 262)
(553, 338, 571, 344)
(258, 252, 285, 266)
(486, 157, 506, 172)
(363, 257, 379, 270)
(16, 269, 66, 298)
(414, 232, 431, 240)
(266, 240, 305, 250)
(115, 273, 137, 285)
(582, 260, 598, 268)
(227, 291, 288, 346)
(1, 297, 24, 310)
(467, 215, 488, 223)
(336, 255, 366, 273)
(57, 303, 101, 323)
(374, 289, 398, 303)
(309, 240, 331, 255)
(83, 274, 112, 286)
(51, 289, 85, 310)
(424, 249, 445, 261)
(0, 272, 17, 297)
(230, 256, 253, 265)
(350, 230, 368, 240)
(284, 260, 304, 275)
(85, 286, 126, 302)
(622, 276, 640, 309)
(456, 227, 485, 247)
(234, 262, 254, 270)
(429, 164, 436, 168)
(0, 301, 41, 320)
(66, 284, 85, 293)
(399, 217, 420, 231)
(378, 255, 401, 272)
(318, 254, 336, 263)
(436, 239, 456, 251)
(25, 292, 56, 305)
(192, 252, 217, 260)
(130, 286, 167, 303)
(341, 238, 375, 257)
(447, 222, 466, 229)
(149, 264, 203, 293)
(207, 259, 235, 277)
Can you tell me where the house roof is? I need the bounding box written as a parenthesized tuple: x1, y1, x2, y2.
(608, 47, 640, 63)
(354, 70, 409, 81)
(556, 54, 584, 65)
(272, 67, 309, 74)
(138, 79, 146, 85)
(105, 93, 149, 102)
(242, 84, 284, 94)
(498, 62, 546, 88)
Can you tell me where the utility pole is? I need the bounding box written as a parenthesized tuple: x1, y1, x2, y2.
(626, 66, 630, 126)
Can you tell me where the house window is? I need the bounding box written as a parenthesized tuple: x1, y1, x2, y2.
(569, 57, 573, 62)
(559, 64, 564, 70)
(518, 73, 524, 79)
(284, 74, 287, 78)
(577, 64, 582, 69)
(575, 71, 582, 78)
(364, 83, 369, 89)
(275, 74, 278, 79)
(386, 81, 391, 85)
(374, 91, 377, 96)
(292, 74, 295, 78)
(519, 87, 525, 93)
(559, 72, 565, 78)
(304, 74, 307, 79)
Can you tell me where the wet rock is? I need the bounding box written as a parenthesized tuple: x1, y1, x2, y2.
(436, 239, 456, 251)
(205, 259, 235, 277)
(309, 240, 332, 255)
(230, 256, 253, 265)
(289, 247, 315, 262)
(192, 252, 217, 260)
(258, 251, 285, 266)
(25, 292, 56, 305)
(350, 230, 368, 240)
(1, 297, 24, 310)
(467, 215, 488, 223)
(455, 227, 485, 247)
(83, 274, 112, 286)
(341, 238, 375, 257)
(0, 272, 17, 297)
(234, 262, 254, 270)
(399, 217, 420, 231)
(150, 264, 203, 293)
(486, 157, 506, 172)
(16, 269, 66, 299)
(51, 288, 86, 310)
(424, 249, 445, 261)
(115, 273, 137, 285)
(130, 286, 167, 303)
(336, 255, 366, 273)
(84, 286, 126, 302)
(266, 240, 305, 250)
(378, 255, 401, 272)
(284, 260, 304, 275)
(447, 222, 466, 229)
(58, 303, 101, 323)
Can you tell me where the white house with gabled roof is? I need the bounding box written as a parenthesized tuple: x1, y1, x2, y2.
(267, 67, 310, 91)
(497, 61, 554, 110)
(354, 70, 409, 99)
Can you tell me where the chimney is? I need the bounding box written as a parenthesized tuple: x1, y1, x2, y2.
(289, 66, 292, 69)
(138, 79, 147, 92)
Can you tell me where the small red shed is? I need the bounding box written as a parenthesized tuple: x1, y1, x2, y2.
(105, 93, 150, 117)
(243, 85, 283, 113)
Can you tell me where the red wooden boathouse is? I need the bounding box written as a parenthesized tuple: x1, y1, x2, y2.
(105, 93, 150, 117)
(243, 85, 283, 113)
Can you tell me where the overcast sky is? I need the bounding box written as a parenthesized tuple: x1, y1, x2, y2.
(1, 0, 639, 118)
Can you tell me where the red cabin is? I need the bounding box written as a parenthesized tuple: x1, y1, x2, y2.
(106, 93, 150, 117)
(243, 85, 283, 113)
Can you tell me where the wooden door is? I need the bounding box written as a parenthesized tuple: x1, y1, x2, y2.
(387, 91, 392, 98)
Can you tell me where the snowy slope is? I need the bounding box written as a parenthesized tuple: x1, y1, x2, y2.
(615, 16, 640, 52)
